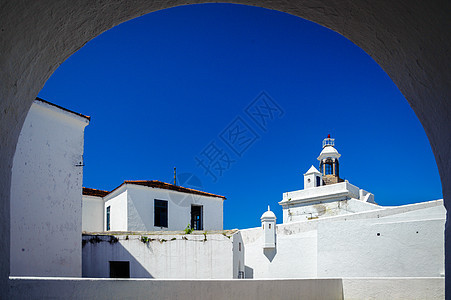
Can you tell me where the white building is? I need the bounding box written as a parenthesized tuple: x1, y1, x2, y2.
(242, 136, 445, 279)
(9, 97, 445, 295)
(82, 187, 108, 232)
(83, 180, 225, 232)
(82, 230, 245, 279)
(10, 98, 89, 277)
(81, 181, 235, 279)
(280, 135, 376, 223)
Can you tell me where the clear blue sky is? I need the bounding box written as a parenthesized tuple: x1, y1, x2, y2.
(38, 3, 442, 230)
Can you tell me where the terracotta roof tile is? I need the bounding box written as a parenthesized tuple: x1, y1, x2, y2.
(83, 187, 109, 197)
(84, 180, 226, 200)
(125, 180, 226, 199)
(107, 180, 226, 199)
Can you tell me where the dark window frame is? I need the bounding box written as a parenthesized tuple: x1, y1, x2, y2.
(190, 205, 203, 230)
(154, 199, 168, 228)
(106, 206, 110, 231)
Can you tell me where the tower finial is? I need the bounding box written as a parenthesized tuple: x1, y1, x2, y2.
(322, 135, 335, 148)
(268, 205, 270, 211)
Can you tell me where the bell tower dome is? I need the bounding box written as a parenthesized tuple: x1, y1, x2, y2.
(317, 134, 343, 185)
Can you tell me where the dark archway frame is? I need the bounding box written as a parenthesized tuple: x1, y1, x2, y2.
(0, 0, 449, 296)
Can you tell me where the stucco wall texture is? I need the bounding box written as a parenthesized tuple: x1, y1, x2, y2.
(10, 101, 88, 277)
(0, 0, 450, 298)
(82, 231, 244, 279)
(243, 200, 445, 279)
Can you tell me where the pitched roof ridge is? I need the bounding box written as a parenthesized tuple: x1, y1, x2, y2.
(82, 187, 110, 197)
(123, 180, 226, 199)
(35, 97, 91, 121)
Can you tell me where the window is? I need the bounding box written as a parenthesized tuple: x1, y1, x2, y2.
(106, 206, 110, 231)
(239, 242, 241, 251)
(191, 205, 203, 230)
(269, 224, 271, 229)
(325, 163, 332, 175)
(154, 200, 168, 227)
(324, 158, 334, 175)
(316, 176, 321, 187)
(109, 261, 130, 278)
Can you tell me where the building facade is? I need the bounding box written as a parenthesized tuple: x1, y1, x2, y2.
(82, 230, 244, 279)
(280, 136, 376, 223)
(10, 98, 89, 277)
(242, 136, 445, 279)
(83, 180, 225, 232)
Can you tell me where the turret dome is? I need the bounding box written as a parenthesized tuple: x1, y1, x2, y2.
(317, 145, 341, 161)
(261, 206, 276, 220)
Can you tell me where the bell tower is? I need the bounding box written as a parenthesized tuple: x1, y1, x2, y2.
(317, 134, 343, 185)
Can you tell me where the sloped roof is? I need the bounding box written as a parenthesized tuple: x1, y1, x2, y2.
(305, 165, 321, 175)
(35, 97, 91, 121)
(121, 180, 226, 200)
(83, 187, 109, 197)
(87, 180, 226, 200)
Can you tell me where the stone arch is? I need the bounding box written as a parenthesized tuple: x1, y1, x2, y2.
(1, 0, 450, 295)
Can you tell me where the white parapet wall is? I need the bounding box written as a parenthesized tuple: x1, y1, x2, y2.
(341, 277, 445, 300)
(10, 99, 89, 277)
(280, 182, 378, 223)
(8, 277, 444, 299)
(82, 230, 244, 279)
(242, 199, 445, 279)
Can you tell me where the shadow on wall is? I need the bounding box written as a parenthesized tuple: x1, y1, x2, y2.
(245, 265, 254, 278)
(82, 236, 153, 278)
(264, 248, 277, 262)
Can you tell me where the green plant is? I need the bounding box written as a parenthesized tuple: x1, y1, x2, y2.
(184, 224, 193, 235)
(203, 232, 207, 242)
(108, 236, 119, 244)
(89, 236, 102, 244)
(140, 236, 149, 243)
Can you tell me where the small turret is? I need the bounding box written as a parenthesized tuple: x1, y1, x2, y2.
(317, 134, 343, 185)
(261, 206, 276, 248)
(304, 165, 322, 189)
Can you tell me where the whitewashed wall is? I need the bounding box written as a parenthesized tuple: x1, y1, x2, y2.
(243, 200, 445, 279)
(82, 231, 240, 279)
(283, 198, 381, 223)
(281, 182, 377, 223)
(232, 231, 245, 278)
(104, 188, 128, 231)
(317, 211, 445, 277)
(242, 224, 318, 278)
(10, 100, 89, 277)
(82, 195, 104, 232)
(104, 184, 223, 232)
